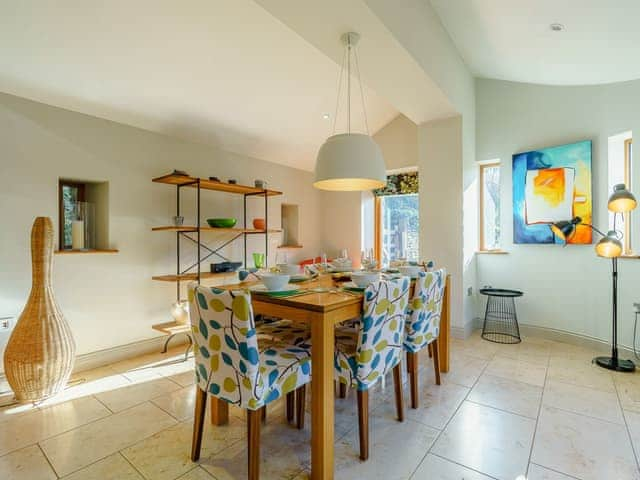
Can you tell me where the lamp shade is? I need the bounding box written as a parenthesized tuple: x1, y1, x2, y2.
(608, 184, 637, 213)
(595, 231, 623, 258)
(550, 216, 582, 241)
(313, 133, 386, 191)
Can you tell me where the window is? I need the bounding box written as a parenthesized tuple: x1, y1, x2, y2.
(479, 162, 501, 251)
(58, 180, 86, 249)
(373, 171, 419, 266)
(608, 132, 633, 254)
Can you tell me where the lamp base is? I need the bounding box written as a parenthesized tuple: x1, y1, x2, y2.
(593, 356, 636, 372)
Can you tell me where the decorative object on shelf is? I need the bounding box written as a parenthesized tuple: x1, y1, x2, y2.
(66, 201, 95, 250)
(253, 252, 265, 269)
(208, 176, 220, 182)
(172, 215, 184, 226)
(552, 183, 637, 372)
(373, 171, 419, 196)
(4, 217, 76, 402)
(253, 218, 266, 230)
(206, 218, 237, 228)
(172, 169, 189, 176)
(513, 140, 592, 244)
(314, 32, 386, 191)
(255, 179, 266, 189)
(228, 178, 237, 184)
(170, 301, 189, 325)
(211, 261, 242, 273)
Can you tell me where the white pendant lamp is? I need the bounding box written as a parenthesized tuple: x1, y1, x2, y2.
(313, 32, 386, 191)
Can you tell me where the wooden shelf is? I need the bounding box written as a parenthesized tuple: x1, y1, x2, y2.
(151, 272, 239, 282)
(277, 245, 303, 249)
(152, 321, 191, 335)
(55, 249, 119, 255)
(152, 226, 281, 233)
(152, 173, 282, 196)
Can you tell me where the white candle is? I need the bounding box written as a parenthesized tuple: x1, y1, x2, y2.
(71, 220, 85, 249)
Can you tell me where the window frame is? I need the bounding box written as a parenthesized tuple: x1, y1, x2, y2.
(374, 193, 420, 265)
(479, 161, 502, 252)
(58, 180, 86, 250)
(623, 138, 633, 255)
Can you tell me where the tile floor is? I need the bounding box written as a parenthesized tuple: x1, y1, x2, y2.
(2, 332, 640, 479)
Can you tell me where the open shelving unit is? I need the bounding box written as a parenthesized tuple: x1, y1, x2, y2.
(150, 173, 283, 352)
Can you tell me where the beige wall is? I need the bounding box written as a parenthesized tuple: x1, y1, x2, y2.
(374, 114, 418, 170)
(0, 93, 322, 362)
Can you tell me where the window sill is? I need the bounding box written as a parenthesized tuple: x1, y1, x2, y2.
(55, 249, 119, 255)
(476, 250, 509, 255)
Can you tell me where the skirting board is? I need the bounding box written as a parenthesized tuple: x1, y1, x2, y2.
(0, 333, 190, 381)
(472, 317, 636, 356)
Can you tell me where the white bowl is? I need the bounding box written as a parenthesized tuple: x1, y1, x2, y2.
(277, 264, 300, 275)
(351, 271, 380, 288)
(398, 265, 422, 278)
(260, 273, 291, 291)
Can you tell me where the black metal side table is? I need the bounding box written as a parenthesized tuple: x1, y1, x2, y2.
(479, 288, 523, 344)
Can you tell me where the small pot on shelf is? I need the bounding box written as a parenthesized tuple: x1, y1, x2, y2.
(253, 218, 266, 230)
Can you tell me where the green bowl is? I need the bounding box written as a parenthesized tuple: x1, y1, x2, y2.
(207, 218, 237, 228)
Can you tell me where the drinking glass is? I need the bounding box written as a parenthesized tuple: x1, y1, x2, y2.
(253, 253, 265, 269)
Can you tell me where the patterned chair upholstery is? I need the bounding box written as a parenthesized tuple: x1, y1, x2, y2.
(188, 283, 312, 479)
(403, 269, 446, 408)
(333, 277, 410, 460)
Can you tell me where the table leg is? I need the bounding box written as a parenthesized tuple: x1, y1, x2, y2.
(311, 318, 334, 480)
(439, 274, 451, 373)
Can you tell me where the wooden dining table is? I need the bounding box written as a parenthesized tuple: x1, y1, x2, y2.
(214, 273, 451, 480)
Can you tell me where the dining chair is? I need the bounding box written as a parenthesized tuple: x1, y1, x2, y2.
(404, 269, 446, 408)
(187, 283, 312, 480)
(334, 277, 410, 460)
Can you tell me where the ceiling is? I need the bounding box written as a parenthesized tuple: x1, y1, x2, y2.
(0, 0, 406, 171)
(430, 0, 640, 86)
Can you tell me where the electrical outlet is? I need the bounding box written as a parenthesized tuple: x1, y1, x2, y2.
(467, 286, 473, 296)
(0, 317, 12, 331)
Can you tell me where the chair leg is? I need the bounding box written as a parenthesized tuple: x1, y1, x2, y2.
(338, 381, 347, 399)
(432, 340, 441, 385)
(247, 408, 262, 480)
(191, 388, 207, 461)
(262, 405, 267, 424)
(392, 364, 404, 422)
(357, 390, 369, 461)
(407, 351, 419, 409)
(428, 342, 433, 358)
(295, 385, 306, 430)
(286, 391, 295, 423)
(210, 397, 229, 425)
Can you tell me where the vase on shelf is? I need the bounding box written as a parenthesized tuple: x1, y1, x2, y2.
(3, 217, 76, 402)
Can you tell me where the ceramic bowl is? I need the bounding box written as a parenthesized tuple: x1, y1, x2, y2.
(398, 265, 423, 278)
(260, 273, 291, 291)
(253, 218, 266, 230)
(351, 271, 380, 288)
(277, 263, 300, 275)
(207, 218, 237, 228)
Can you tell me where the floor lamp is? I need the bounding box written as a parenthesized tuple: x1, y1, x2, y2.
(551, 184, 637, 372)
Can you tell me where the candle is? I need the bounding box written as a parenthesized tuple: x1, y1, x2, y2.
(71, 220, 85, 249)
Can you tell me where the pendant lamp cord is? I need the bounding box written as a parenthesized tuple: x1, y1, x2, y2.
(353, 43, 370, 135)
(331, 33, 370, 136)
(332, 47, 347, 135)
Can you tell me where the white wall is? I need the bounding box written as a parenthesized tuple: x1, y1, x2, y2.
(476, 78, 640, 348)
(0, 92, 322, 362)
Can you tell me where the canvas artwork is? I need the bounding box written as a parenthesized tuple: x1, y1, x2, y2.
(513, 140, 592, 244)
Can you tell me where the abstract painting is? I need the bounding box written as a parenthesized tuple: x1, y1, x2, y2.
(513, 140, 592, 244)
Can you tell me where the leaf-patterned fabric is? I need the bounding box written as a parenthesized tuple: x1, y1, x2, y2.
(334, 278, 410, 391)
(188, 282, 311, 410)
(256, 318, 311, 348)
(404, 269, 446, 353)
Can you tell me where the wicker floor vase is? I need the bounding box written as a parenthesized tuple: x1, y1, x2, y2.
(4, 217, 76, 402)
